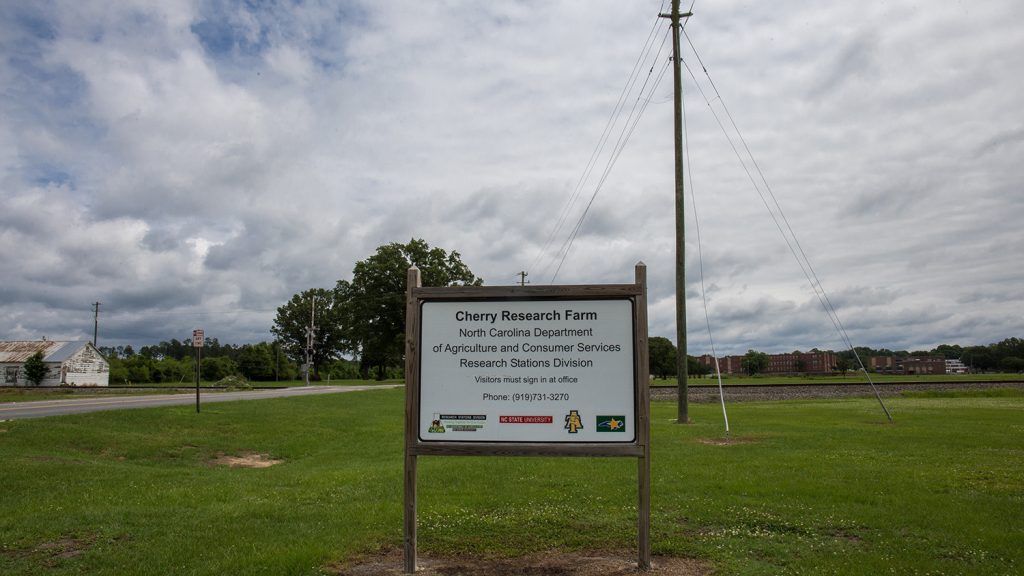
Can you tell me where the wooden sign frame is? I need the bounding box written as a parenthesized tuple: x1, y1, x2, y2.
(403, 263, 651, 572)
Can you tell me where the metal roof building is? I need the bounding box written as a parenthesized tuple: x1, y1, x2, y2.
(1, 340, 109, 387)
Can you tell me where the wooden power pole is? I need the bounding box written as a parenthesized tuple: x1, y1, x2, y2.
(305, 295, 317, 386)
(92, 301, 101, 348)
(661, 0, 692, 424)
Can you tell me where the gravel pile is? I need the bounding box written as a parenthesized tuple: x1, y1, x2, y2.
(650, 381, 1024, 403)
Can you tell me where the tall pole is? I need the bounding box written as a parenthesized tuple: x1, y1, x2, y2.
(668, 0, 692, 423)
(195, 345, 201, 413)
(92, 302, 101, 347)
(305, 295, 316, 386)
(193, 328, 204, 413)
(517, 271, 529, 286)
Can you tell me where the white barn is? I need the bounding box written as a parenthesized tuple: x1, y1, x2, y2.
(0, 340, 109, 387)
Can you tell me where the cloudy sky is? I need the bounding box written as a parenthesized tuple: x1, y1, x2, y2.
(2, 0, 1022, 356)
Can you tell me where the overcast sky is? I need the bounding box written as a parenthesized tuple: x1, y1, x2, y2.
(2, 0, 1022, 356)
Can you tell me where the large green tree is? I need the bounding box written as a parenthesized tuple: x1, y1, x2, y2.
(649, 336, 677, 379)
(341, 238, 481, 379)
(741, 349, 769, 376)
(200, 356, 238, 381)
(272, 287, 350, 379)
(23, 351, 48, 386)
(237, 343, 277, 381)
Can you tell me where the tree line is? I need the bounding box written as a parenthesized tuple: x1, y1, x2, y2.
(840, 338, 1024, 372)
(103, 328, 1023, 385)
(99, 340, 368, 385)
(99, 236, 1024, 383)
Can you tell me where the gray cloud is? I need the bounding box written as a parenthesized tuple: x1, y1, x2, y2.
(1, 0, 1022, 355)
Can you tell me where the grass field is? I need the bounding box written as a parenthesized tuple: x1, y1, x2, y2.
(0, 389, 1021, 575)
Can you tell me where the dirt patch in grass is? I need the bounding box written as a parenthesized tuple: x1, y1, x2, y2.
(35, 536, 96, 560)
(29, 455, 89, 464)
(826, 528, 864, 543)
(0, 534, 101, 564)
(696, 436, 759, 446)
(330, 548, 710, 575)
(208, 452, 282, 468)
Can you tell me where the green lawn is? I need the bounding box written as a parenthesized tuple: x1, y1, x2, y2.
(0, 389, 1021, 575)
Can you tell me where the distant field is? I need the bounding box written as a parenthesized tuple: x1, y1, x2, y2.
(0, 388, 1020, 575)
(652, 372, 1024, 387)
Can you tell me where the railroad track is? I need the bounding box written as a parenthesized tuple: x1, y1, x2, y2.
(651, 380, 1024, 402)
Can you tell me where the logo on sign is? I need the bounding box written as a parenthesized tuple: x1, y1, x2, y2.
(427, 419, 446, 433)
(564, 410, 583, 433)
(500, 416, 554, 424)
(596, 415, 626, 432)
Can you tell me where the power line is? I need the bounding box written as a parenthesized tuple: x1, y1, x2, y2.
(681, 66, 729, 433)
(680, 32, 892, 421)
(528, 7, 673, 282)
(548, 30, 674, 282)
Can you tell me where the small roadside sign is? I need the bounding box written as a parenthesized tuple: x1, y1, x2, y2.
(193, 329, 204, 348)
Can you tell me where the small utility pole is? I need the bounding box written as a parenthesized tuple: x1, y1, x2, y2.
(305, 295, 317, 386)
(660, 0, 692, 424)
(517, 271, 530, 286)
(193, 328, 204, 413)
(92, 302, 101, 347)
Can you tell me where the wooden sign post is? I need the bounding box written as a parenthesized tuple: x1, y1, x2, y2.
(404, 263, 651, 572)
(193, 328, 204, 413)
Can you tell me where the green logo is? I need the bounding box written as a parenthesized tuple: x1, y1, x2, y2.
(427, 419, 446, 433)
(596, 415, 626, 432)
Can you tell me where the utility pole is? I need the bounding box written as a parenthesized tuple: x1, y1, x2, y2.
(517, 271, 530, 286)
(92, 302, 101, 348)
(305, 295, 317, 386)
(661, 0, 692, 423)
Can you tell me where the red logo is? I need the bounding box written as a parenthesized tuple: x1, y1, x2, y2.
(499, 416, 554, 424)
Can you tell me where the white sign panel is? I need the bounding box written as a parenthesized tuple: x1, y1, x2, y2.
(192, 329, 204, 348)
(418, 299, 636, 443)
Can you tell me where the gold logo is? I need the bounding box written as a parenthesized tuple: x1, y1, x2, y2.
(564, 410, 583, 433)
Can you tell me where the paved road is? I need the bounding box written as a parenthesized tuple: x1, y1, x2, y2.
(0, 385, 401, 421)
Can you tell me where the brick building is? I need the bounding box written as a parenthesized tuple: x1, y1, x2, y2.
(698, 350, 837, 376)
(869, 355, 948, 375)
(900, 356, 946, 375)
